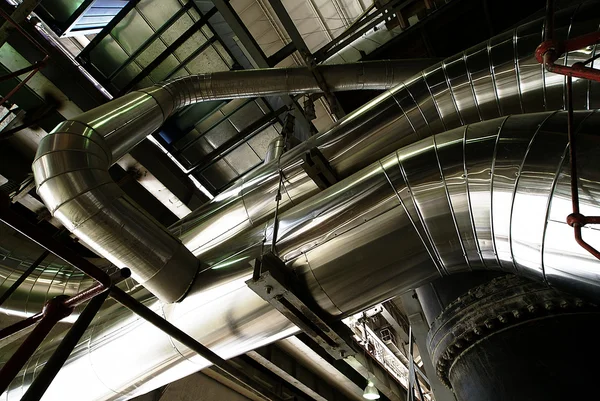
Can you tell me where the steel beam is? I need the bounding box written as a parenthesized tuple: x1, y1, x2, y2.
(248, 344, 358, 401)
(205, 0, 315, 136)
(266, 0, 345, 118)
(295, 333, 405, 401)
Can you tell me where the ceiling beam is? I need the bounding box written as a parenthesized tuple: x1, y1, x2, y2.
(266, 0, 345, 118)
(204, 0, 315, 137)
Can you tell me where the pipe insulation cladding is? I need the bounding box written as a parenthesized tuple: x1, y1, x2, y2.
(29, 3, 600, 305)
(3, 2, 596, 400)
(169, 1, 600, 265)
(11, 109, 600, 401)
(30, 60, 435, 303)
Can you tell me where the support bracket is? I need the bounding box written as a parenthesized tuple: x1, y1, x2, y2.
(246, 252, 355, 360)
(301, 148, 338, 190)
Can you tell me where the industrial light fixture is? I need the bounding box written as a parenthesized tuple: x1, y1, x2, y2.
(363, 381, 381, 400)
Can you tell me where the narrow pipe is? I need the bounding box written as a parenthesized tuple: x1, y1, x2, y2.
(544, 0, 554, 42)
(0, 250, 49, 307)
(0, 313, 42, 342)
(264, 135, 285, 165)
(0, 296, 72, 395)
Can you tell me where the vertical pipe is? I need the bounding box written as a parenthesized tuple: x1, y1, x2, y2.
(407, 326, 415, 401)
(544, 0, 554, 42)
(566, 75, 578, 215)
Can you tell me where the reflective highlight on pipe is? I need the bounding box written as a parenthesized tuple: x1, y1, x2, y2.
(32, 61, 428, 303)
(8, 110, 600, 401)
(172, 2, 600, 264)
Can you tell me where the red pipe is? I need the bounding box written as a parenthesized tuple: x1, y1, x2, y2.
(538, 18, 600, 260)
(0, 296, 73, 395)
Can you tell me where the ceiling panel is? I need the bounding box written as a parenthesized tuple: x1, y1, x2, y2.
(77, 0, 231, 93)
(224, 143, 262, 174)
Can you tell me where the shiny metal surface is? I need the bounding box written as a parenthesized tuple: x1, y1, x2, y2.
(17, 4, 600, 400)
(0, 223, 121, 325)
(32, 60, 426, 303)
(263, 135, 285, 165)
(173, 4, 600, 263)
(11, 111, 600, 401)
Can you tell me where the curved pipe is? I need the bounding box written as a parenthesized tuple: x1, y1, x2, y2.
(8, 111, 600, 401)
(32, 61, 428, 303)
(13, 2, 599, 398)
(171, 2, 600, 262)
(20, 0, 593, 313)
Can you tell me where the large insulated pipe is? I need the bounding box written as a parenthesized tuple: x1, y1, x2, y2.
(8, 110, 600, 401)
(31, 3, 600, 304)
(19, 0, 595, 315)
(31, 61, 430, 303)
(170, 1, 600, 262)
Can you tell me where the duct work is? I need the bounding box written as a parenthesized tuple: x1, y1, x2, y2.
(2, 2, 596, 401)
(12, 109, 600, 401)
(170, 1, 599, 263)
(31, 60, 433, 303)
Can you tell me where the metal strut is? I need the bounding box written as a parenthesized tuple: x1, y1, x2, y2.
(247, 252, 355, 360)
(301, 148, 338, 190)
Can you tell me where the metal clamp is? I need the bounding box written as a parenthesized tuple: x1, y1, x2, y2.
(247, 252, 355, 360)
(302, 148, 338, 190)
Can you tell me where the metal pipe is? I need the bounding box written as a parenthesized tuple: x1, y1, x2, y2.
(20, 290, 111, 401)
(12, 110, 600, 401)
(0, 250, 49, 307)
(0, 202, 112, 287)
(109, 287, 285, 401)
(0, 223, 113, 318)
(0, 296, 72, 395)
(0, 268, 129, 396)
(172, 3, 599, 264)
(12, 5, 600, 399)
(32, 60, 433, 303)
(0, 59, 46, 83)
(0, 66, 41, 108)
(264, 135, 285, 165)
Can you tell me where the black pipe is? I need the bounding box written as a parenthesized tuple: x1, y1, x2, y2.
(426, 275, 600, 401)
